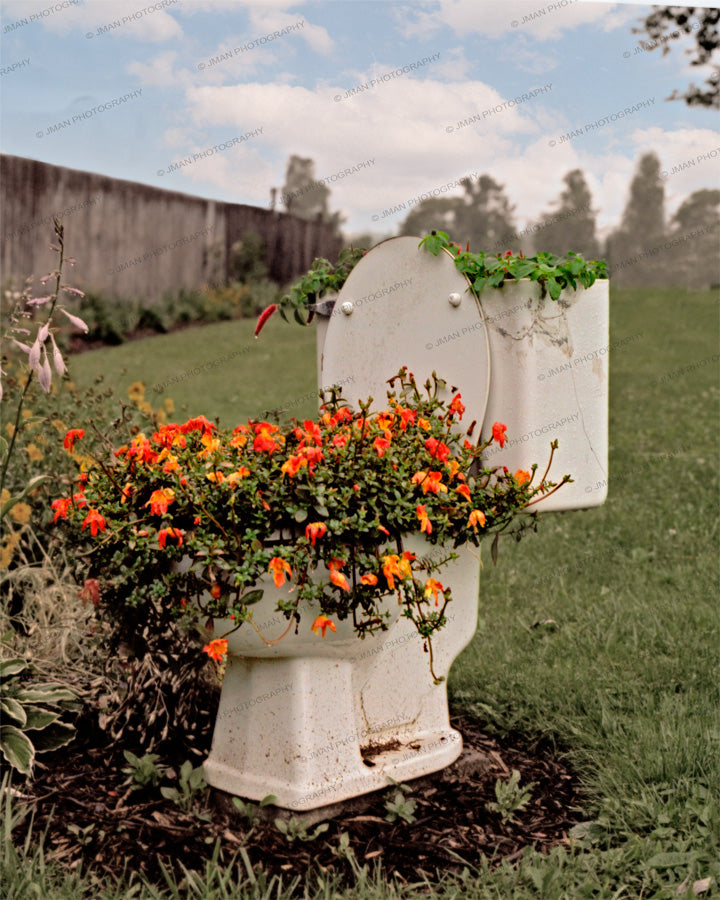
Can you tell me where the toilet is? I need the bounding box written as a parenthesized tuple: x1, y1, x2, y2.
(204, 236, 609, 810)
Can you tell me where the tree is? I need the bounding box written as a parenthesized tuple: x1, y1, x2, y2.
(665, 189, 720, 287)
(530, 169, 599, 258)
(634, 7, 719, 109)
(399, 175, 516, 251)
(454, 175, 517, 252)
(399, 197, 459, 239)
(280, 155, 342, 232)
(606, 152, 667, 286)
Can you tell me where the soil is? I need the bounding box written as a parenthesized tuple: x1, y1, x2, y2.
(10, 715, 584, 893)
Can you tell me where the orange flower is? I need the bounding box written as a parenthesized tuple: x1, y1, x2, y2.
(198, 433, 221, 457)
(468, 509, 486, 530)
(203, 638, 228, 661)
(382, 552, 414, 590)
(158, 527, 183, 548)
(514, 469, 531, 485)
(424, 578, 445, 606)
(374, 411, 395, 431)
(281, 453, 307, 478)
(417, 417, 431, 431)
(268, 556, 291, 588)
(120, 482, 134, 504)
(227, 467, 250, 486)
(294, 420, 323, 447)
(305, 521, 327, 546)
(311, 615, 337, 637)
(394, 405, 416, 431)
(412, 470, 447, 495)
(145, 487, 175, 516)
(206, 471, 225, 484)
(82, 508, 106, 536)
(492, 422, 507, 448)
(360, 573, 378, 586)
(210, 583, 222, 600)
(51, 497, 72, 522)
(455, 483, 471, 501)
(445, 459, 461, 480)
(328, 558, 350, 591)
(161, 454, 180, 474)
(449, 394, 465, 419)
(416, 504, 432, 534)
(63, 428, 84, 453)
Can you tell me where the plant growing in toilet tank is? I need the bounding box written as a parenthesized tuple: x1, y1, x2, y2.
(419, 230, 607, 301)
(51, 369, 569, 681)
(256, 233, 607, 333)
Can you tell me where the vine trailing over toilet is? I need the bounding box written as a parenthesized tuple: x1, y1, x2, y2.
(256, 232, 607, 333)
(52, 369, 569, 681)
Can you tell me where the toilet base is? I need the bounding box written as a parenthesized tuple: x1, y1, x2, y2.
(202, 652, 465, 811)
(205, 726, 463, 812)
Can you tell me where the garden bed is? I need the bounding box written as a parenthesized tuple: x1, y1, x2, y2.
(11, 715, 582, 891)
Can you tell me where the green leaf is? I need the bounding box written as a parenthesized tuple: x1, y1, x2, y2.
(0, 725, 35, 775)
(1, 697, 27, 726)
(23, 707, 61, 731)
(242, 589, 264, 605)
(547, 278, 562, 301)
(260, 794, 277, 807)
(294, 509, 308, 523)
(293, 308, 308, 326)
(32, 721, 75, 753)
(490, 534, 499, 566)
(15, 685, 76, 703)
(0, 658, 27, 678)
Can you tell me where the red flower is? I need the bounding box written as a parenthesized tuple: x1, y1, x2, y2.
(425, 437, 450, 462)
(491, 422, 507, 448)
(203, 638, 228, 661)
(82, 509, 106, 536)
(51, 497, 72, 522)
(373, 431, 392, 457)
(305, 521, 327, 546)
(158, 527, 183, 549)
(63, 428, 85, 453)
(448, 394, 465, 420)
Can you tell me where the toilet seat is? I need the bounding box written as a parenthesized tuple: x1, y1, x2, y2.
(321, 236, 491, 437)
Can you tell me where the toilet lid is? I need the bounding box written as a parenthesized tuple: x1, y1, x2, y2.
(321, 236, 491, 439)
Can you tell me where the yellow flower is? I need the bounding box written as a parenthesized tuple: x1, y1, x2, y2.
(137, 400, 154, 417)
(128, 381, 146, 402)
(25, 443, 44, 462)
(0, 531, 21, 570)
(1, 488, 11, 507)
(52, 419, 67, 433)
(10, 502, 32, 525)
(5, 424, 15, 438)
(164, 398, 175, 414)
(21, 408, 33, 419)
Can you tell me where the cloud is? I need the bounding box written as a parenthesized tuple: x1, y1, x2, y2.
(400, 0, 637, 42)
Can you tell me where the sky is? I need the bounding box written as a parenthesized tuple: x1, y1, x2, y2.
(1, 0, 718, 242)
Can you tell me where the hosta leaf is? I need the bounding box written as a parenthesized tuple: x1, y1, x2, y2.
(1, 697, 27, 726)
(0, 658, 27, 678)
(31, 721, 76, 753)
(15, 685, 76, 703)
(0, 725, 35, 775)
(23, 707, 61, 730)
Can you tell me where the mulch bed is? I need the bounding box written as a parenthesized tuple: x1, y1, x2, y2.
(10, 715, 584, 892)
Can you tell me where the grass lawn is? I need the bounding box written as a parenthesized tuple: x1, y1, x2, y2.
(9, 286, 720, 898)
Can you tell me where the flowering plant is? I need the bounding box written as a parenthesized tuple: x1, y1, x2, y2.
(52, 369, 569, 680)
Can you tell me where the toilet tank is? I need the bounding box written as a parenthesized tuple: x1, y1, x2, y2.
(316, 237, 609, 514)
(477, 277, 609, 511)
